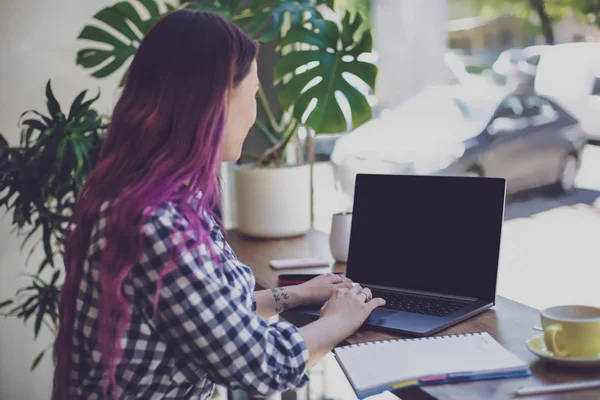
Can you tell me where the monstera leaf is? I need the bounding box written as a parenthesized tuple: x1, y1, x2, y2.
(274, 12, 377, 134)
(191, 0, 245, 18)
(193, 0, 332, 42)
(76, 0, 176, 84)
(240, 0, 330, 42)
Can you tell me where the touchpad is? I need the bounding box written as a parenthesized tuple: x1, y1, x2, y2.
(365, 308, 398, 324)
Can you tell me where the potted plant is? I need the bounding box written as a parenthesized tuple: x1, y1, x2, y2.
(76, 0, 377, 238)
(0, 0, 377, 369)
(0, 82, 107, 369)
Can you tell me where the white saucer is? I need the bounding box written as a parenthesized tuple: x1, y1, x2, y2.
(526, 334, 600, 368)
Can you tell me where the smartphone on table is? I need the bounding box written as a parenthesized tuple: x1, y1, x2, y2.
(277, 274, 321, 286)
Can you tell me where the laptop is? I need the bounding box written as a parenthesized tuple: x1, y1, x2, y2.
(295, 173, 507, 336)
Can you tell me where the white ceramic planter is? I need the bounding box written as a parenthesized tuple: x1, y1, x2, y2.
(234, 164, 311, 238)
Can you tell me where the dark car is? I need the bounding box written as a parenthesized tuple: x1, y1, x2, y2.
(331, 83, 588, 197)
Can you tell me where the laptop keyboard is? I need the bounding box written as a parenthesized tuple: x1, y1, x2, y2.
(370, 290, 468, 317)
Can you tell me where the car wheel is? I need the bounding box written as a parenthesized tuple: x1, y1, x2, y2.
(554, 154, 578, 193)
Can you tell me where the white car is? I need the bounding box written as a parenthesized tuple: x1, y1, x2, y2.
(330, 83, 506, 197)
(330, 82, 586, 197)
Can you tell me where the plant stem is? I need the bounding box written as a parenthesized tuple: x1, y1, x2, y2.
(254, 120, 278, 145)
(306, 128, 316, 226)
(276, 119, 299, 162)
(295, 132, 305, 165)
(255, 142, 283, 167)
(241, 152, 260, 161)
(231, 9, 254, 21)
(257, 85, 281, 134)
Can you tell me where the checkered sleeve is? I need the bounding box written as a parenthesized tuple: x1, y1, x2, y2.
(134, 210, 310, 396)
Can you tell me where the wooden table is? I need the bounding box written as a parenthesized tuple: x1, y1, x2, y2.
(228, 229, 600, 400)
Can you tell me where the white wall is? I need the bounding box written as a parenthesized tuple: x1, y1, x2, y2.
(372, 0, 448, 110)
(0, 1, 126, 399)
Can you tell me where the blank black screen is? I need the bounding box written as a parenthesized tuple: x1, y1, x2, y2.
(346, 174, 506, 301)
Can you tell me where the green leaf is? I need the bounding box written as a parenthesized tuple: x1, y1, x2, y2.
(114, 1, 146, 28)
(76, 48, 113, 69)
(21, 219, 42, 251)
(13, 202, 26, 227)
(79, 25, 124, 48)
(19, 110, 53, 126)
(72, 142, 86, 172)
(0, 188, 17, 208)
(33, 303, 45, 338)
(30, 351, 45, 371)
(74, 90, 101, 121)
(50, 270, 61, 287)
(93, 7, 142, 43)
(318, 0, 334, 8)
(45, 81, 61, 117)
(20, 295, 38, 312)
(90, 52, 133, 79)
(0, 134, 8, 151)
(340, 12, 354, 48)
(57, 139, 68, 162)
(243, 0, 324, 42)
(76, 1, 168, 83)
(22, 302, 38, 322)
(191, 0, 245, 18)
(67, 90, 88, 121)
(37, 259, 51, 275)
(279, 26, 328, 49)
(274, 12, 377, 133)
(22, 127, 35, 148)
(0, 299, 14, 309)
(21, 119, 47, 132)
(42, 223, 54, 266)
(139, 0, 160, 17)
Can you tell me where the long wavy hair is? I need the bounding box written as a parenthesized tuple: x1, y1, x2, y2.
(52, 10, 257, 399)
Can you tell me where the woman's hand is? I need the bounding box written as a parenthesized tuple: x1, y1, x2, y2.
(294, 273, 354, 306)
(319, 285, 386, 336)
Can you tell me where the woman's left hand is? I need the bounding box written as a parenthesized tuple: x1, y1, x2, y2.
(295, 273, 353, 306)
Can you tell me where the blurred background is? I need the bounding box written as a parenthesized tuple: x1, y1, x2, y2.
(314, 0, 600, 315)
(312, 2, 600, 397)
(1, 0, 600, 399)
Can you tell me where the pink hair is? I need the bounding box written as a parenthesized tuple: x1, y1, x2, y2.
(52, 10, 257, 399)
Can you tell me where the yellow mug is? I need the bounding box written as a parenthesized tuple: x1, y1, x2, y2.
(541, 305, 600, 358)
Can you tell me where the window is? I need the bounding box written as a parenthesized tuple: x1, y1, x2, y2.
(500, 30, 513, 47)
(485, 32, 495, 49)
(488, 96, 527, 134)
(525, 55, 541, 67)
(496, 96, 524, 119)
(449, 37, 472, 54)
(524, 95, 559, 126)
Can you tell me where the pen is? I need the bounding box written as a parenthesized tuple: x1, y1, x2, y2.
(515, 379, 600, 396)
(418, 368, 531, 386)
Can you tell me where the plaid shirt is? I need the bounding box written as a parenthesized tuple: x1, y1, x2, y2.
(71, 194, 309, 399)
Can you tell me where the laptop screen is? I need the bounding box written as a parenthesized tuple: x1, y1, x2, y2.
(346, 174, 506, 301)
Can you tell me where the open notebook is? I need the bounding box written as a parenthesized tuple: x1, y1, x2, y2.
(334, 332, 531, 399)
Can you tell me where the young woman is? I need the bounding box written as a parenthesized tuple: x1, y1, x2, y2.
(52, 9, 384, 399)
